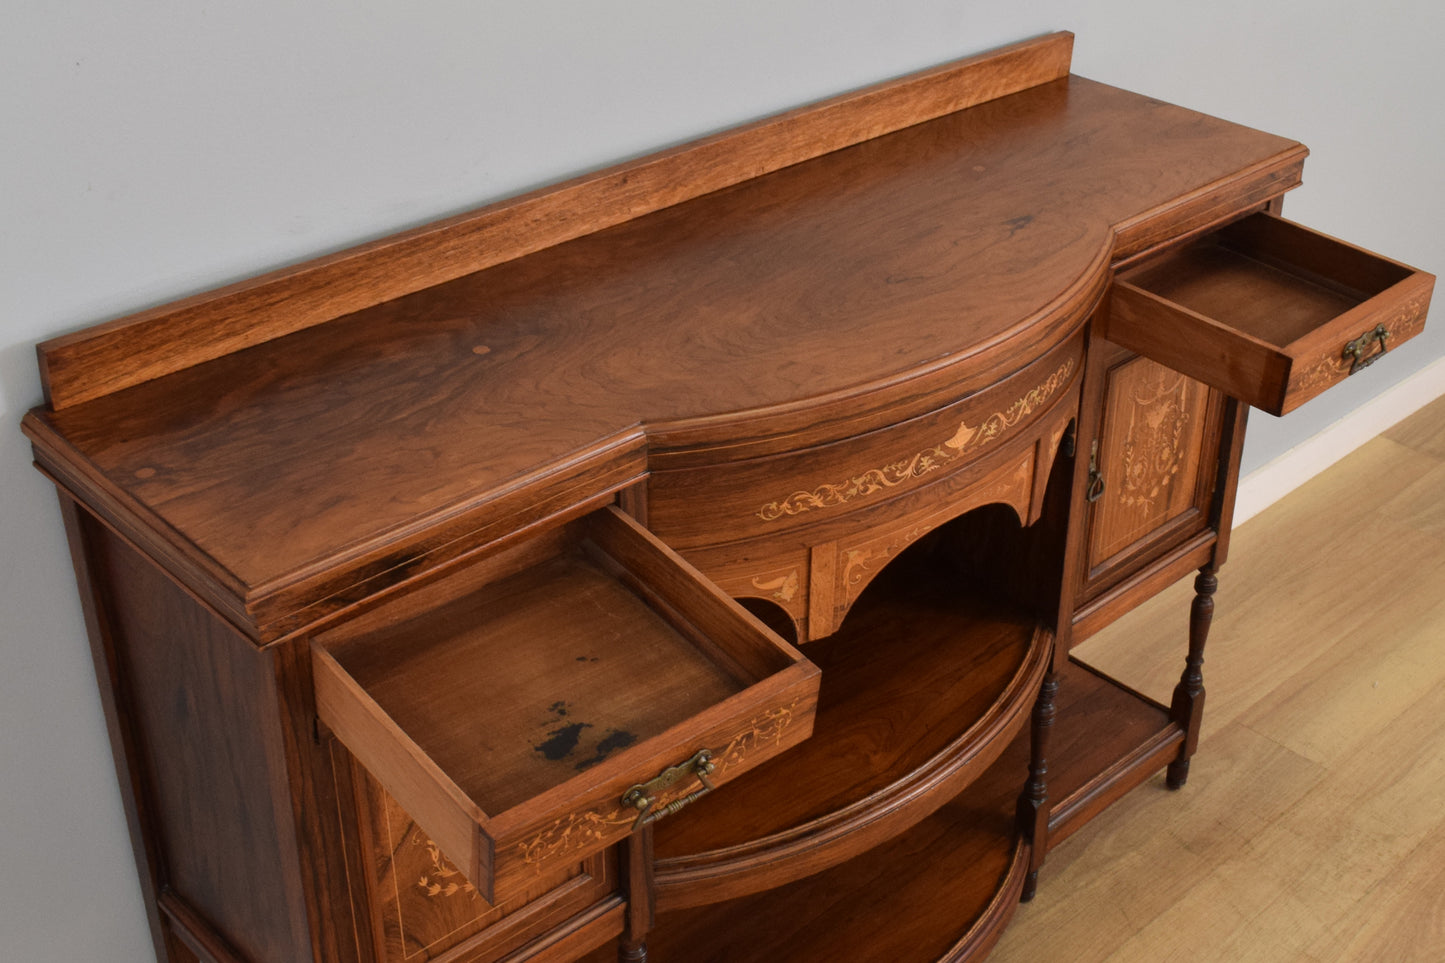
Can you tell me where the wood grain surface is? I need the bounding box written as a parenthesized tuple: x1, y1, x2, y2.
(24, 72, 1305, 641)
(86, 518, 314, 962)
(334, 749, 616, 963)
(38, 33, 1075, 411)
(327, 552, 741, 815)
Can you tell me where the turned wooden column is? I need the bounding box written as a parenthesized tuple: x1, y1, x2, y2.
(1017, 670, 1060, 901)
(1167, 565, 1217, 789)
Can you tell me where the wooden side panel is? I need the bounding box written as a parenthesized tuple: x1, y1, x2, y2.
(56, 495, 172, 961)
(1086, 354, 1213, 569)
(157, 891, 253, 963)
(37, 33, 1073, 410)
(85, 515, 315, 962)
(1208, 396, 1250, 568)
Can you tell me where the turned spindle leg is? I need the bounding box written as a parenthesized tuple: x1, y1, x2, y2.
(618, 826, 654, 962)
(1167, 565, 1217, 789)
(1018, 670, 1060, 901)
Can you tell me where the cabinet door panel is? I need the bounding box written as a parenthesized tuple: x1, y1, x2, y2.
(1082, 350, 1221, 597)
(335, 744, 617, 963)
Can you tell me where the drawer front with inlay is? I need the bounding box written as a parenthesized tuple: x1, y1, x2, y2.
(647, 333, 1084, 554)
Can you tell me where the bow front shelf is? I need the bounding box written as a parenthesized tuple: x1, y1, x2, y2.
(23, 32, 1431, 963)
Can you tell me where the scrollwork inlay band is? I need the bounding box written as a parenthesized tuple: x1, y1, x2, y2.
(1294, 297, 1429, 393)
(755, 358, 1074, 521)
(514, 702, 800, 867)
(715, 702, 798, 774)
(516, 809, 635, 867)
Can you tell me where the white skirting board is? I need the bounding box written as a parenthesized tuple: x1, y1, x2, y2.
(1234, 356, 1445, 528)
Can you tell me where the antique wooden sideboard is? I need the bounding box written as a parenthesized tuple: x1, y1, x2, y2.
(23, 32, 1434, 963)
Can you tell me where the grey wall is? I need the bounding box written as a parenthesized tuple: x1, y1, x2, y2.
(3, 3, 1440, 958)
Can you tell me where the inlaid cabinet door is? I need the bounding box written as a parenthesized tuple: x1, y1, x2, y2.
(330, 742, 620, 963)
(1079, 340, 1225, 601)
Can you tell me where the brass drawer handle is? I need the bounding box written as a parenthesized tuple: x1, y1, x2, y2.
(1343, 324, 1389, 375)
(1085, 440, 1106, 503)
(620, 749, 716, 830)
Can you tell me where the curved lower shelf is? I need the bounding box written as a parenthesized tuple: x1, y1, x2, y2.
(633, 738, 1032, 963)
(652, 543, 1050, 909)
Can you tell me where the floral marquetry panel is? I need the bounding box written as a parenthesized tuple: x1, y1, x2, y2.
(337, 748, 614, 963)
(1086, 353, 1215, 576)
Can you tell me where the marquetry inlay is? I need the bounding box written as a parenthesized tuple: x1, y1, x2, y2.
(515, 702, 800, 867)
(415, 836, 480, 901)
(755, 359, 1074, 521)
(516, 809, 636, 867)
(1118, 367, 1192, 508)
(751, 570, 800, 603)
(715, 703, 799, 774)
(1294, 292, 1431, 392)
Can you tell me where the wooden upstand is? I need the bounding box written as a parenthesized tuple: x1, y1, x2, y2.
(22, 32, 1432, 963)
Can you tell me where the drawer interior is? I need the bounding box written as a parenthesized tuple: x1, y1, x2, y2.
(1122, 215, 1413, 351)
(1108, 213, 1432, 415)
(313, 506, 819, 903)
(326, 549, 749, 815)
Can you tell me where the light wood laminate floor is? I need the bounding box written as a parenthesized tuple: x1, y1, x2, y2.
(991, 394, 1445, 963)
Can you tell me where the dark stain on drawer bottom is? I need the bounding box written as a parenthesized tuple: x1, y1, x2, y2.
(534, 722, 591, 761)
(576, 729, 638, 770)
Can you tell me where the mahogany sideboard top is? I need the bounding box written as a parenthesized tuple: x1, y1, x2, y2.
(22, 33, 1315, 643)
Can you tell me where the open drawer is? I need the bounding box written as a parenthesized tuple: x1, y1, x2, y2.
(1106, 213, 1434, 415)
(312, 506, 820, 904)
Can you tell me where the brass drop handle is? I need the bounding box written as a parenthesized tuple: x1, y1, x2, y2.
(1343, 324, 1389, 375)
(620, 749, 716, 830)
(1085, 440, 1106, 503)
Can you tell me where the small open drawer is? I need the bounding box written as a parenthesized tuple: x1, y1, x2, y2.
(312, 506, 819, 904)
(1106, 213, 1434, 415)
